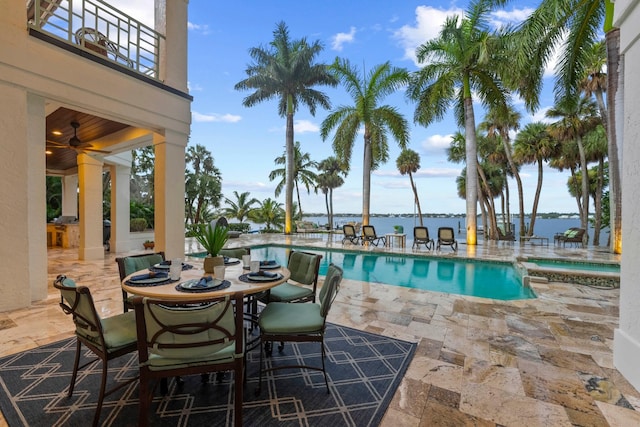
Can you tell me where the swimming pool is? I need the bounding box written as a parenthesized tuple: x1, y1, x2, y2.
(525, 258, 620, 273)
(238, 245, 535, 300)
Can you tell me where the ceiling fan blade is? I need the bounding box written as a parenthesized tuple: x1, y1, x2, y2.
(46, 139, 68, 147)
(81, 147, 111, 154)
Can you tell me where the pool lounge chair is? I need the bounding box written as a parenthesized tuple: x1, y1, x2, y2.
(437, 227, 458, 251)
(361, 225, 386, 246)
(412, 226, 434, 250)
(342, 224, 361, 245)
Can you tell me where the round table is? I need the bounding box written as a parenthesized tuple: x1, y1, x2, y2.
(121, 259, 290, 300)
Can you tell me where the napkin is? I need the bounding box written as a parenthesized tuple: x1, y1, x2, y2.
(131, 271, 168, 281)
(194, 275, 214, 287)
(249, 271, 277, 278)
(260, 260, 277, 266)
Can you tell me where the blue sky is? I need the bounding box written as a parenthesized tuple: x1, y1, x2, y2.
(124, 1, 584, 215)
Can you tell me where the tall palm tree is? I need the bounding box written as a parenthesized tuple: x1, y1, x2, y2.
(513, 122, 558, 236)
(480, 105, 523, 236)
(507, 0, 621, 253)
(316, 157, 347, 230)
(235, 21, 337, 234)
(185, 144, 222, 225)
(547, 95, 601, 239)
(320, 59, 409, 226)
(223, 191, 259, 223)
(269, 141, 318, 219)
(396, 149, 424, 226)
(407, 0, 510, 245)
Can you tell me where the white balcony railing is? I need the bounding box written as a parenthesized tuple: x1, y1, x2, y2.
(27, 0, 164, 81)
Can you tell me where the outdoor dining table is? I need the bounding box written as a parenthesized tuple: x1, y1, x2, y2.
(121, 258, 290, 301)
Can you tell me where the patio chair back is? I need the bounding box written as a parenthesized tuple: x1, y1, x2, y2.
(412, 226, 434, 250)
(342, 224, 361, 245)
(116, 252, 165, 312)
(362, 225, 386, 246)
(437, 227, 458, 251)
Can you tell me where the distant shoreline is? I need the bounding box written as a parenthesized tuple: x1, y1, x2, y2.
(303, 212, 582, 219)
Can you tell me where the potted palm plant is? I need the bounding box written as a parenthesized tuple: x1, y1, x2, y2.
(194, 222, 229, 273)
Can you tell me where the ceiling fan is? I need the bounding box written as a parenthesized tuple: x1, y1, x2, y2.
(46, 121, 111, 154)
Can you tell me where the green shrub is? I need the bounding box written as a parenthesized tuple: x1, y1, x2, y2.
(229, 222, 251, 233)
(130, 218, 148, 232)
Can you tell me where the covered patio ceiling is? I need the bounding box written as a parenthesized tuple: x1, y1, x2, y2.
(45, 107, 130, 173)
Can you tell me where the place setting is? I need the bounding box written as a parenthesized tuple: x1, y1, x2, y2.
(148, 259, 193, 273)
(125, 271, 177, 287)
(175, 265, 231, 293)
(239, 258, 283, 283)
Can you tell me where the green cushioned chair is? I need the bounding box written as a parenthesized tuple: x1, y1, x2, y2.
(132, 293, 245, 427)
(53, 275, 139, 427)
(116, 252, 165, 312)
(263, 250, 322, 304)
(256, 264, 343, 395)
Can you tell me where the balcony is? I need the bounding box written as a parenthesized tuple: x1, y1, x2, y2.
(27, 0, 164, 81)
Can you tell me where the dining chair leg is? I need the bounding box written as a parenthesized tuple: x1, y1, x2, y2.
(92, 357, 108, 427)
(68, 339, 81, 396)
(320, 341, 329, 394)
(256, 340, 266, 395)
(234, 370, 243, 427)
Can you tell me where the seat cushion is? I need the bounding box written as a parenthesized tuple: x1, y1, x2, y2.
(258, 302, 323, 334)
(146, 341, 240, 371)
(268, 282, 313, 302)
(100, 311, 138, 352)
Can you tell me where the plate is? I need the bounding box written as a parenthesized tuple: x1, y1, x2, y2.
(179, 278, 224, 290)
(246, 272, 283, 282)
(259, 261, 280, 270)
(128, 275, 169, 285)
(152, 262, 171, 270)
(224, 257, 241, 266)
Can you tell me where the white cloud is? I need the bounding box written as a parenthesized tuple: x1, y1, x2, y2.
(188, 22, 210, 35)
(489, 8, 535, 28)
(421, 134, 454, 153)
(527, 106, 554, 124)
(331, 27, 357, 51)
(192, 111, 241, 123)
(187, 81, 203, 92)
(393, 6, 464, 66)
(294, 120, 319, 133)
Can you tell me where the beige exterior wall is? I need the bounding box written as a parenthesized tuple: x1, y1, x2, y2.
(614, 0, 640, 392)
(0, 0, 191, 311)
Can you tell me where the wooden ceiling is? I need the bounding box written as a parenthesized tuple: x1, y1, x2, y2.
(45, 107, 130, 173)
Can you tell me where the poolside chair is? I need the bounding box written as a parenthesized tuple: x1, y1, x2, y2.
(256, 264, 343, 395)
(53, 275, 139, 427)
(132, 292, 245, 427)
(342, 224, 361, 245)
(436, 227, 458, 251)
(361, 225, 386, 246)
(116, 252, 165, 312)
(261, 250, 322, 304)
(412, 226, 434, 250)
(556, 227, 586, 247)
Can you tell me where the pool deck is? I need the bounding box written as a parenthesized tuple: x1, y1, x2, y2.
(1, 234, 635, 426)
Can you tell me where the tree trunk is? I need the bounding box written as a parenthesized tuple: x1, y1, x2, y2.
(502, 138, 525, 237)
(284, 99, 295, 235)
(324, 190, 331, 229)
(329, 188, 334, 230)
(593, 157, 604, 246)
(362, 132, 372, 226)
(463, 94, 478, 245)
(606, 27, 622, 254)
(477, 163, 498, 239)
(576, 135, 590, 245)
(570, 167, 583, 220)
(295, 180, 303, 220)
(409, 172, 424, 226)
(528, 157, 544, 236)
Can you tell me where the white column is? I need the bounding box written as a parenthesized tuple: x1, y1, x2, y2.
(77, 154, 104, 260)
(153, 130, 186, 259)
(111, 162, 132, 252)
(156, 0, 188, 92)
(0, 88, 47, 311)
(61, 175, 78, 218)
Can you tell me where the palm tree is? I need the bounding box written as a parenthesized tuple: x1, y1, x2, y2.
(396, 149, 424, 226)
(547, 95, 601, 240)
(480, 105, 523, 236)
(407, 0, 510, 245)
(249, 198, 285, 231)
(223, 191, 259, 222)
(513, 122, 558, 236)
(185, 144, 222, 225)
(508, 0, 621, 253)
(320, 59, 409, 226)
(269, 141, 318, 220)
(316, 157, 347, 230)
(235, 21, 337, 235)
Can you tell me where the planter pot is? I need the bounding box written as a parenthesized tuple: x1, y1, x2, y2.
(203, 255, 224, 273)
(143, 242, 155, 250)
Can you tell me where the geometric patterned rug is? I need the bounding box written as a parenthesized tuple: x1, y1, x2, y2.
(0, 324, 416, 426)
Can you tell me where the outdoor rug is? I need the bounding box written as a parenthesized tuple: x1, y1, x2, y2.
(0, 324, 416, 426)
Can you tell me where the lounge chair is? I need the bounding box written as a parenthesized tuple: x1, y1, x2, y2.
(342, 224, 361, 245)
(497, 228, 515, 243)
(361, 225, 386, 246)
(556, 227, 586, 247)
(412, 226, 434, 250)
(436, 227, 458, 251)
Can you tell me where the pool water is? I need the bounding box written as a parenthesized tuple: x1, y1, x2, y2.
(245, 245, 535, 301)
(527, 258, 620, 273)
